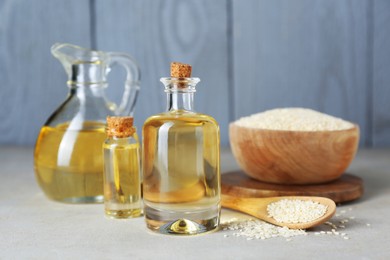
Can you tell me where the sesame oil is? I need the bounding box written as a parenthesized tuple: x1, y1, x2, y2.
(143, 112, 220, 233)
(34, 122, 106, 203)
(142, 63, 221, 235)
(103, 116, 142, 218)
(33, 42, 140, 203)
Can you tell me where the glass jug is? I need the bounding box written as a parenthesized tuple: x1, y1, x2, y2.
(34, 43, 140, 203)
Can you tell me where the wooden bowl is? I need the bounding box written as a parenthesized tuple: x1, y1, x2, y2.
(229, 123, 359, 184)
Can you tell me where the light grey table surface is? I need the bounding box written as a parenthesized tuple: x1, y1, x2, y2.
(0, 146, 389, 259)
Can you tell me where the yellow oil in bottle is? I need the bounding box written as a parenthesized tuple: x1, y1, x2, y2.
(103, 139, 142, 218)
(143, 111, 220, 234)
(34, 121, 106, 203)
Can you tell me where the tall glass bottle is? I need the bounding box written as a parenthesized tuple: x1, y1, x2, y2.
(142, 62, 220, 235)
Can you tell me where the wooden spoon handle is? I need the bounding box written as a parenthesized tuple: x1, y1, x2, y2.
(221, 194, 243, 211)
(221, 194, 272, 215)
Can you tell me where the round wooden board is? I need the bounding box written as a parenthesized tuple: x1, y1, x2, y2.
(222, 171, 364, 203)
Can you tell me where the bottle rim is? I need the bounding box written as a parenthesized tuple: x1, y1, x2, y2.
(160, 77, 200, 93)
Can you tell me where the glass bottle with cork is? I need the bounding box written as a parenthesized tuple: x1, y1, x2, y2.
(103, 116, 142, 219)
(142, 62, 220, 235)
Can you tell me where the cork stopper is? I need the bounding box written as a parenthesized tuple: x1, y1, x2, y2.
(171, 62, 192, 78)
(106, 116, 135, 138)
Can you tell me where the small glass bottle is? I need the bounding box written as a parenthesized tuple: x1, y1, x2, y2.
(103, 116, 142, 218)
(142, 62, 221, 235)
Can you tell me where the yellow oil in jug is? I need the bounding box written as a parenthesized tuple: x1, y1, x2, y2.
(34, 121, 106, 203)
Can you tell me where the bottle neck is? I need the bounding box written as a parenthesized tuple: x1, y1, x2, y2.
(161, 77, 200, 112)
(166, 92, 194, 111)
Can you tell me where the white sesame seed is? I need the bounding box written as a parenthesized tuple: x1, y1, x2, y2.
(267, 199, 328, 224)
(220, 219, 306, 241)
(235, 108, 354, 131)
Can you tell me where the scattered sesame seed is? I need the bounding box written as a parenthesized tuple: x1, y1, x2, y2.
(220, 219, 306, 241)
(366, 223, 371, 227)
(222, 198, 364, 242)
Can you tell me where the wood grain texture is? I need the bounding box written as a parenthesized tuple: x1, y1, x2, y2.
(94, 0, 230, 145)
(373, 1, 390, 146)
(0, 0, 91, 145)
(0, 1, 389, 147)
(222, 171, 364, 203)
(232, 0, 371, 146)
(229, 123, 360, 184)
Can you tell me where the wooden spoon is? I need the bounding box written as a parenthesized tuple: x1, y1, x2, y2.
(221, 194, 336, 229)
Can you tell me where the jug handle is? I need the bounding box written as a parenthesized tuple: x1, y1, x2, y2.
(106, 52, 141, 116)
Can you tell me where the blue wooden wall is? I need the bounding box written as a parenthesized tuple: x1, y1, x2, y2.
(0, 0, 389, 147)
